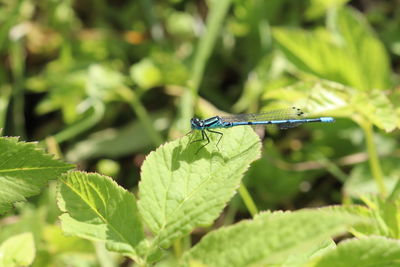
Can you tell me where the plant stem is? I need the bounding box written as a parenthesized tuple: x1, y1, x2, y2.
(314, 152, 348, 183)
(52, 100, 105, 143)
(10, 40, 26, 138)
(45, 136, 62, 159)
(238, 182, 258, 217)
(118, 87, 163, 146)
(173, 238, 183, 259)
(0, 86, 11, 131)
(360, 121, 387, 196)
(176, 0, 232, 133)
(189, 0, 231, 95)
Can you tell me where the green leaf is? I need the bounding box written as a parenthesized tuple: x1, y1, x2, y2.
(65, 118, 158, 162)
(263, 79, 352, 116)
(352, 195, 400, 239)
(244, 140, 311, 209)
(138, 126, 261, 250)
(0, 136, 73, 214)
(0, 232, 35, 267)
(130, 58, 162, 89)
(273, 7, 391, 91)
(333, 7, 391, 91)
(282, 239, 336, 267)
(273, 27, 361, 89)
(345, 158, 400, 198)
(351, 90, 398, 132)
(43, 224, 95, 254)
(306, 0, 350, 20)
(263, 79, 398, 132)
(86, 64, 124, 99)
(310, 236, 400, 267)
(57, 171, 145, 258)
(175, 0, 231, 133)
(182, 206, 370, 267)
(0, 202, 11, 214)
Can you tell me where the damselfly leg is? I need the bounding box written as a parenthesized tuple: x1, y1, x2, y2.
(207, 129, 223, 150)
(194, 131, 210, 154)
(189, 129, 224, 153)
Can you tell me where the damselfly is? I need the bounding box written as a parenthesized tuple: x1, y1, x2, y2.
(189, 107, 335, 153)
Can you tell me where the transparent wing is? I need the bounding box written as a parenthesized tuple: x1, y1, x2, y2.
(220, 107, 305, 122)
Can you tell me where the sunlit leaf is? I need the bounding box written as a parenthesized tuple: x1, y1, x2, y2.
(351, 195, 400, 239)
(263, 79, 398, 131)
(183, 206, 370, 267)
(138, 126, 261, 249)
(57, 171, 145, 258)
(273, 27, 361, 89)
(273, 7, 391, 91)
(351, 90, 398, 132)
(130, 58, 162, 89)
(333, 7, 391, 90)
(282, 239, 336, 267)
(86, 64, 124, 99)
(310, 236, 400, 267)
(0, 137, 73, 214)
(263, 79, 351, 116)
(0, 232, 35, 267)
(43, 224, 95, 254)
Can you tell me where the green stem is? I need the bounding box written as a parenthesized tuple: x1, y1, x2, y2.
(173, 238, 183, 259)
(10, 39, 26, 138)
(0, 86, 11, 130)
(189, 0, 231, 95)
(176, 0, 231, 133)
(118, 87, 163, 146)
(313, 152, 348, 183)
(360, 121, 387, 196)
(238, 182, 258, 217)
(52, 100, 105, 143)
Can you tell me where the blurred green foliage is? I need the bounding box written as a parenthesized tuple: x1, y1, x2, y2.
(1, 0, 400, 265)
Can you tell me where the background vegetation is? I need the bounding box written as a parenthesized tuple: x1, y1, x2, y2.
(1, 0, 400, 266)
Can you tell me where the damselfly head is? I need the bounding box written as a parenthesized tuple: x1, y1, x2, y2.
(190, 118, 203, 130)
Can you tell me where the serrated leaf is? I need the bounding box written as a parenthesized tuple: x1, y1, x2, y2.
(0, 136, 74, 213)
(182, 206, 370, 267)
(310, 236, 400, 267)
(138, 126, 261, 250)
(0, 232, 35, 267)
(57, 171, 144, 258)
